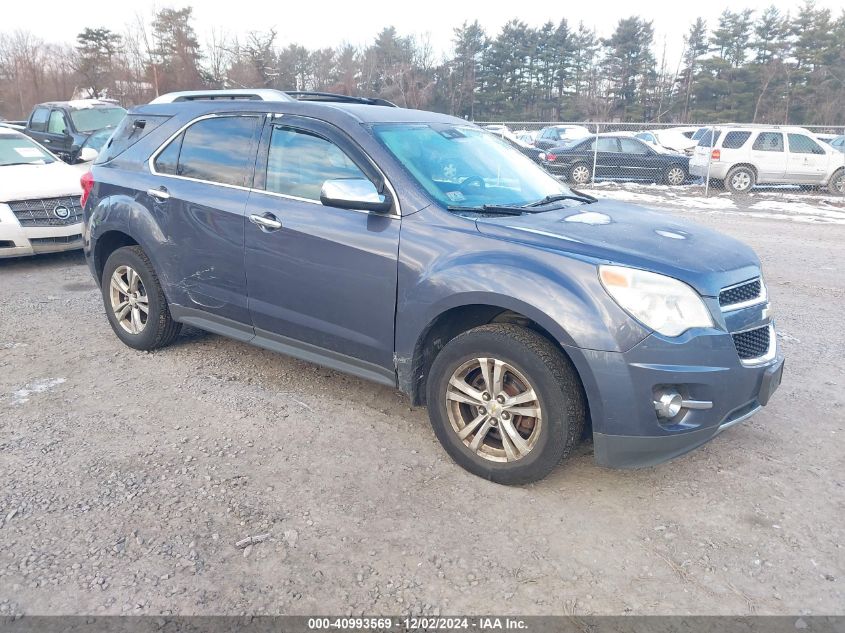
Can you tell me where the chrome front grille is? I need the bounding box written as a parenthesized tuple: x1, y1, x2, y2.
(719, 277, 764, 310)
(8, 196, 83, 227)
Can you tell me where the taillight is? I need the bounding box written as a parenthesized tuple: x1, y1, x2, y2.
(545, 153, 557, 161)
(80, 171, 94, 207)
(711, 149, 721, 161)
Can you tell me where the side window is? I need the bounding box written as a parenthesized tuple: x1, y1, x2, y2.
(752, 132, 784, 152)
(597, 137, 620, 153)
(787, 134, 824, 155)
(29, 107, 50, 132)
(155, 115, 260, 186)
(265, 126, 369, 202)
(619, 138, 648, 154)
(153, 131, 183, 175)
(47, 110, 68, 135)
(723, 131, 751, 149)
(697, 129, 722, 147)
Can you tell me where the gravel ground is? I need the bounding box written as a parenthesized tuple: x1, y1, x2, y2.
(0, 205, 843, 617)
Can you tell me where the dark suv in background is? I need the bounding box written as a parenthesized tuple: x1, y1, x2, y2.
(81, 90, 783, 484)
(24, 99, 126, 162)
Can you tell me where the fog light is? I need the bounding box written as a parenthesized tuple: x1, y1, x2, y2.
(654, 388, 714, 420)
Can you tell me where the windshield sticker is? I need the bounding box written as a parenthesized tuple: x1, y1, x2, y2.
(445, 191, 466, 202)
(14, 147, 42, 158)
(439, 128, 466, 139)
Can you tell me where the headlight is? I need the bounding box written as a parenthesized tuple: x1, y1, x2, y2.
(538, 152, 547, 161)
(599, 265, 713, 337)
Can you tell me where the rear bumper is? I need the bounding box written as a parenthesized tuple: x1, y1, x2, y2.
(0, 203, 83, 257)
(690, 161, 729, 180)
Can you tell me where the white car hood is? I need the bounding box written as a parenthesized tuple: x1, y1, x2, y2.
(0, 161, 82, 203)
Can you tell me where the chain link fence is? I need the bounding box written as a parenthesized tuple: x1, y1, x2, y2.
(477, 121, 845, 215)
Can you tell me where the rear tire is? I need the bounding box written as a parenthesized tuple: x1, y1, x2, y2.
(726, 166, 755, 194)
(101, 246, 181, 351)
(425, 324, 585, 485)
(828, 169, 845, 195)
(663, 164, 687, 186)
(569, 162, 592, 186)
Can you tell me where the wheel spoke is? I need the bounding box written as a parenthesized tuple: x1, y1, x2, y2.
(500, 418, 530, 459)
(112, 273, 130, 294)
(136, 302, 149, 315)
(447, 389, 482, 406)
(128, 269, 139, 293)
(491, 359, 504, 395)
(500, 428, 519, 461)
(131, 307, 141, 333)
(458, 413, 488, 440)
(506, 405, 541, 419)
(468, 417, 494, 452)
(448, 377, 484, 404)
(477, 358, 492, 393)
(113, 300, 129, 316)
(505, 388, 537, 407)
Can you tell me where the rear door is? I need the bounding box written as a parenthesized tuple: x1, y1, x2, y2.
(146, 112, 262, 325)
(786, 133, 828, 184)
(243, 115, 399, 381)
(750, 132, 787, 182)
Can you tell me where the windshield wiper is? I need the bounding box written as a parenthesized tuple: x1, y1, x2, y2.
(524, 192, 595, 207)
(447, 204, 527, 216)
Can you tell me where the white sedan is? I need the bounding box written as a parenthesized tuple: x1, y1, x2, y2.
(0, 127, 84, 258)
(635, 129, 698, 155)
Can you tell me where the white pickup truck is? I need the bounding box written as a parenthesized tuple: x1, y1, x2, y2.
(0, 127, 84, 257)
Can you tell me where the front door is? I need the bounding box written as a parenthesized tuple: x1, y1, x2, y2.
(44, 109, 73, 158)
(244, 116, 400, 383)
(618, 137, 660, 181)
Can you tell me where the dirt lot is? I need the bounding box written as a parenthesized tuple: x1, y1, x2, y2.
(0, 203, 843, 617)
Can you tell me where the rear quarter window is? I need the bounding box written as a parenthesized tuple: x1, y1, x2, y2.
(722, 131, 751, 149)
(697, 130, 722, 147)
(96, 114, 171, 164)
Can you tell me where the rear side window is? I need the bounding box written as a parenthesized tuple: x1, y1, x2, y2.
(787, 134, 825, 155)
(98, 114, 170, 163)
(697, 130, 722, 147)
(29, 107, 50, 132)
(722, 131, 751, 149)
(752, 132, 784, 152)
(620, 138, 648, 154)
(265, 125, 368, 201)
(153, 115, 260, 186)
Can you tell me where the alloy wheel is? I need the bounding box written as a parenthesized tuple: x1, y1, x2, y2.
(667, 167, 685, 186)
(572, 165, 591, 185)
(731, 171, 752, 191)
(109, 265, 149, 334)
(445, 357, 543, 463)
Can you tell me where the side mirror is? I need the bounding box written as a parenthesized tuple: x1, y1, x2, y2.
(78, 147, 98, 163)
(320, 178, 392, 213)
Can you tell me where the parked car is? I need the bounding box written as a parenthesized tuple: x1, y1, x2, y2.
(82, 89, 783, 484)
(514, 129, 539, 145)
(0, 127, 84, 257)
(829, 135, 845, 153)
(545, 134, 691, 186)
(534, 125, 592, 150)
(666, 126, 701, 140)
(22, 99, 126, 162)
(814, 133, 837, 145)
(689, 126, 845, 194)
(70, 126, 115, 172)
(488, 128, 547, 164)
(635, 129, 697, 155)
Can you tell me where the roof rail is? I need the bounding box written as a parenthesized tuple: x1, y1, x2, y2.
(149, 89, 295, 104)
(285, 91, 397, 107)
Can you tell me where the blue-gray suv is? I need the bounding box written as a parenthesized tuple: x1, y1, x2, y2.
(81, 90, 784, 484)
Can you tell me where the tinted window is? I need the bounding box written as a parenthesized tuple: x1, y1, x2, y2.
(591, 137, 619, 152)
(99, 114, 169, 163)
(175, 116, 260, 186)
(787, 134, 824, 155)
(697, 130, 722, 147)
(620, 138, 648, 154)
(723, 131, 751, 149)
(29, 107, 50, 132)
(153, 131, 183, 175)
(266, 126, 368, 201)
(48, 110, 68, 135)
(752, 132, 784, 152)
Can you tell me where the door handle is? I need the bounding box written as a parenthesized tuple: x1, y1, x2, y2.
(249, 213, 283, 231)
(147, 187, 170, 200)
(43, 138, 51, 143)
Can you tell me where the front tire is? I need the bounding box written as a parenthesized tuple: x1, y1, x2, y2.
(101, 246, 181, 350)
(726, 165, 756, 193)
(829, 169, 845, 195)
(426, 324, 585, 485)
(664, 164, 687, 186)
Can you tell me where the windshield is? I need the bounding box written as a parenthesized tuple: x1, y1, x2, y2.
(70, 107, 126, 133)
(0, 135, 55, 166)
(373, 123, 573, 210)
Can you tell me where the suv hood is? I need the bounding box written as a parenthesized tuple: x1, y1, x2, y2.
(0, 161, 82, 202)
(475, 199, 760, 297)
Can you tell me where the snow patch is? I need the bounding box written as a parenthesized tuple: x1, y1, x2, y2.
(10, 378, 66, 405)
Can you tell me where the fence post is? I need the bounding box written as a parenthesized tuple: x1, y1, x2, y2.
(591, 124, 599, 187)
(704, 126, 715, 197)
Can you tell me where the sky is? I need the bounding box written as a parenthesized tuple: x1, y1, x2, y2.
(3, 0, 842, 64)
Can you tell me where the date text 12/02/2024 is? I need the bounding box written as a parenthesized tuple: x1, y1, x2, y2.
(307, 617, 529, 630)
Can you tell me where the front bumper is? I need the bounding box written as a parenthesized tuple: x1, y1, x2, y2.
(580, 301, 783, 468)
(0, 203, 83, 258)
